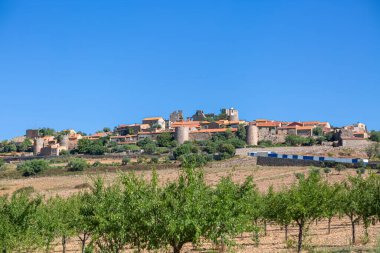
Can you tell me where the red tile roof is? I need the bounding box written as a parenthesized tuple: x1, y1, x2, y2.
(256, 122, 281, 127)
(191, 128, 238, 133)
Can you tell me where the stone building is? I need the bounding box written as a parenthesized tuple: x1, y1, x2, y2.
(169, 110, 184, 123)
(142, 117, 166, 130)
(26, 129, 40, 139)
(221, 108, 239, 121)
(191, 110, 207, 121)
(116, 124, 150, 136)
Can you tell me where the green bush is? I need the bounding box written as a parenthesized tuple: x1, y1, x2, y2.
(143, 143, 157, 155)
(335, 164, 346, 174)
(59, 150, 70, 156)
(0, 158, 5, 168)
(150, 157, 159, 164)
(17, 159, 50, 177)
(179, 153, 211, 168)
(173, 143, 199, 159)
(122, 157, 131, 165)
(215, 143, 235, 160)
(67, 158, 88, 172)
(258, 140, 273, 147)
(92, 161, 103, 167)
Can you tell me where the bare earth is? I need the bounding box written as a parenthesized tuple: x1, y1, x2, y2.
(0, 157, 379, 252)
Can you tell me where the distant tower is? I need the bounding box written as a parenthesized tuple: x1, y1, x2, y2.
(246, 125, 258, 146)
(175, 126, 189, 145)
(60, 135, 69, 150)
(33, 138, 44, 155)
(222, 108, 239, 121)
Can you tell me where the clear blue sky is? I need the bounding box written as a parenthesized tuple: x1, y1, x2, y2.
(0, 0, 379, 140)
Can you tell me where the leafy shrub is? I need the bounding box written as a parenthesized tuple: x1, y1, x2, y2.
(150, 157, 159, 164)
(215, 143, 235, 160)
(67, 158, 88, 172)
(173, 143, 199, 159)
(309, 167, 320, 176)
(17, 159, 50, 177)
(157, 132, 176, 147)
(356, 167, 366, 175)
(77, 139, 107, 155)
(179, 153, 211, 168)
(258, 140, 273, 147)
(92, 161, 103, 167)
(143, 143, 157, 155)
(335, 164, 346, 174)
(0, 158, 5, 168)
(59, 149, 70, 156)
(323, 167, 331, 174)
(122, 157, 131, 165)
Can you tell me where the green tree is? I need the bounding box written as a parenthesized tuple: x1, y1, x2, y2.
(158, 168, 209, 253)
(157, 132, 176, 147)
(89, 179, 128, 253)
(322, 183, 341, 234)
(0, 192, 42, 252)
(17, 159, 50, 177)
(77, 139, 107, 155)
(312, 127, 323, 136)
(39, 128, 55, 137)
(67, 158, 88, 172)
(288, 173, 328, 253)
(236, 124, 247, 141)
(206, 176, 256, 251)
(265, 188, 293, 241)
(216, 143, 235, 160)
(173, 143, 199, 159)
(366, 143, 380, 160)
(369, 131, 380, 142)
(179, 153, 210, 168)
(103, 127, 111, 133)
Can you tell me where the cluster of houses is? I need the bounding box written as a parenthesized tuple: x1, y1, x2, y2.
(22, 107, 369, 156)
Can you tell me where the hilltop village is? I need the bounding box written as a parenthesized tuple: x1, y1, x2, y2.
(0, 108, 373, 158)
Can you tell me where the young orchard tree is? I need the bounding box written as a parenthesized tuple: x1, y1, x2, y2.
(120, 171, 162, 252)
(337, 176, 368, 244)
(322, 183, 342, 234)
(0, 192, 42, 253)
(72, 193, 94, 253)
(265, 187, 293, 241)
(89, 178, 128, 253)
(158, 168, 210, 253)
(288, 173, 328, 253)
(206, 176, 257, 251)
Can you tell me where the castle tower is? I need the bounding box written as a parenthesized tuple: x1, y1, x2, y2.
(33, 138, 44, 155)
(246, 125, 258, 146)
(175, 126, 189, 145)
(60, 135, 69, 150)
(222, 108, 239, 121)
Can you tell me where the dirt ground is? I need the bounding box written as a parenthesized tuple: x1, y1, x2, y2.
(1, 160, 379, 252)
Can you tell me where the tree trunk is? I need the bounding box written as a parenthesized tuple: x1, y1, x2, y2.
(351, 219, 356, 244)
(328, 217, 331, 234)
(81, 239, 86, 253)
(297, 222, 304, 253)
(173, 243, 183, 253)
(264, 220, 267, 236)
(62, 236, 67, 253)
(285, 224, 288, 241)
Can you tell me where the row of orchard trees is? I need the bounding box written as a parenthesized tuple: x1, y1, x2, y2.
(1, 168, 380, 253)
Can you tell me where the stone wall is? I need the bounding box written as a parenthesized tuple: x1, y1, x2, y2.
(189, 132, 213, 141)
(341, 139, 371, 148)
(258, 128, 286, 144)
